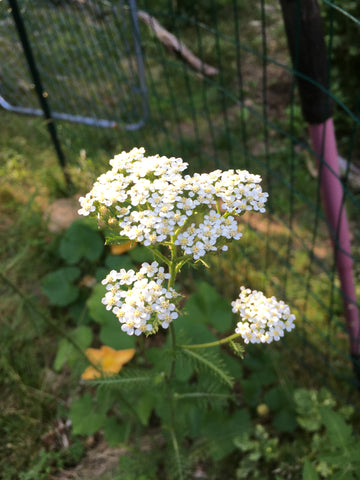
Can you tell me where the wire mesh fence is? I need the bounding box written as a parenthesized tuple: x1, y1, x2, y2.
(0, 0, 148, 129)
(1, 0, 359, 404)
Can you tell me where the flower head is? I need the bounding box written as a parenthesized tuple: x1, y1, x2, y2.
(232, 287, 295, 344)
(78, 148, 268, 262)
(102, 262, 180, 336)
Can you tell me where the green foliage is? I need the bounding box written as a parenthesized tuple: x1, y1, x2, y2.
(118, 450, 161, 480)
(18, 444, 84, 480)
(70, 393, 106, 436)
(42, 266, 81, 306)
(54, 325, 92, 371)
(264, 385, 297, 433)
(303, 459, 320, 480)
(201, 409, 252, 461)
(2, 2, 360, 477)
(180, 347, 234, 388)
(129, 245, 156, 264)
(294, 388, 336, 432)
(322, 1, 360, 145)
(233, 385, 360, 480)
(87, 284, 136, 348)
(183, 281, 233, 333)
(59, 219, 104, 264)
(235, 424, 280, 479)
(87, 283, 114, 324)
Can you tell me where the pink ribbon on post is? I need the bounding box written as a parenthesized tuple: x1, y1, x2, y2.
(309, 118, 359, 356)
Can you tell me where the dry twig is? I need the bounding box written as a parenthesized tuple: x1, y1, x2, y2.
(137, 10, 218, 77)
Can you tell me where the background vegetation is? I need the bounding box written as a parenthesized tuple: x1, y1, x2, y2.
(1, 0, 359, 478)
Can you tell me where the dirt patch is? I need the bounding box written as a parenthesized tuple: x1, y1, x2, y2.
(44, 197, 80, 232)
(51, 439, 128, 480)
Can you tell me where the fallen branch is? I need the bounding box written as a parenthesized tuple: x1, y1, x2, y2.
(137, 10, 218, 77)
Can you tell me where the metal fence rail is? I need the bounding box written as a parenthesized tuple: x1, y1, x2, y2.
(0, 0, 148, 130)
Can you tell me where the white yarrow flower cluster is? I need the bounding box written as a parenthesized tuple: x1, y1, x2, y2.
(101, 262, 179, 336)
(231, 287, 295, 344)
(78, 147, 268, 260)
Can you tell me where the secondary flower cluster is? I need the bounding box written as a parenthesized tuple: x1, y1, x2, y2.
(231, 287, 295, 344)
(78, 147, 268, 261)
(101, 262, 179, 336)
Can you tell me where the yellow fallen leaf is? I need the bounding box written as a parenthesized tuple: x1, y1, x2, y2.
(81, 346, 135, 380)
(81, 366, 102, 380)
(110, 241, 135, 255)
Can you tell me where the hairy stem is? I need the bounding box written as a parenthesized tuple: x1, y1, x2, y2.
(180, 332, 242, 349)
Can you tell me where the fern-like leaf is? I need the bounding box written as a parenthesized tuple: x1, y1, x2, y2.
(229, 340, 245, 358)
(84, 368, 154, 388)
(179, 348, 234, 388)
(163, 428, 192, 480)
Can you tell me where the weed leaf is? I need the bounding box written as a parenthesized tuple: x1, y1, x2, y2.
(42, 266, 81, 306)
(302, 459, 320, 480)
(59, 220, 104, 264)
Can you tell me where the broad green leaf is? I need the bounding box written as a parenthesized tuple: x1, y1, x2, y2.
(100, 322, 135, 349)
(105, 253, 134, 271)
(183, 282, 233, 332)
(182, 403, 204, 439)
(103, 417, 129, 446)
(87, 283, 115, 324)
(96, 388, 118, 415)
(320, 406, 352, 448)
(241, 378, 263, 407)
(95, 267, 110, 283)
(54, 325, 92, 371)
(264, 386, 292, 411)
(201, 409, 251, 460)
(302, 459, 320, 480)
(264, 385, 297, 432)
(70, 393, 105, 435)
(145, 347, 172, 377)
(42, 266, 81, 306)
(68, 299, 92, 325)
(273, 409, 297, 433)
(222, 352, 243, 379)
(59, 219, 104, 264)
(134, 393, 156, 426)
(129, 246, 155, 263)
(174, 315, 218, 344)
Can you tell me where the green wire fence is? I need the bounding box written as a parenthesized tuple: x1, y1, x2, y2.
(1, 0, 359, 403)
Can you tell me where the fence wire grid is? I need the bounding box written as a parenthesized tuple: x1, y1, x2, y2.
(1, 0, 360, 404)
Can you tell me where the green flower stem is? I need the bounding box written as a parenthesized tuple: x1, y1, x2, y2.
(169, 323, 177, 381)
(169, 426, 184, 480)
(167, 239, 178, 381)
(165, 247, 184, 479)
(173, 392, 235, 401)
(181, 332, 242, 350)
(148, 246, 171, 267)
(216, 200, 222, 215)
(175, 254, 192, 273)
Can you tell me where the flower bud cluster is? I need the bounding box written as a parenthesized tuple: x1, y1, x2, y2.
(101, 262, 179, 336)
(78, 147, 268, 261)
(231, 287, 295, 344)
